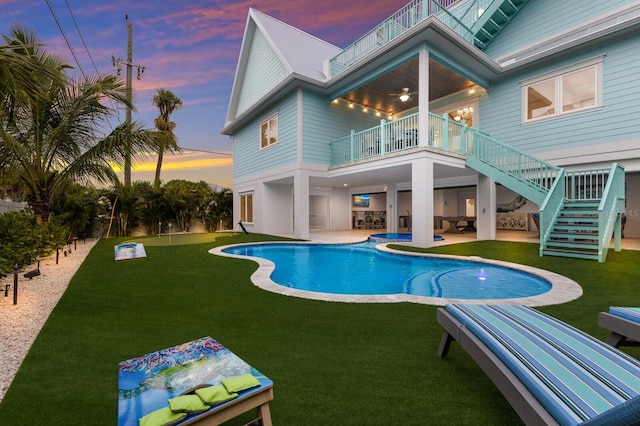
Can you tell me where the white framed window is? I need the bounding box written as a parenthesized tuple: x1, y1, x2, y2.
(521, 57, 603, 123)
(240, 192, 253, 223)
(260, 113, 278, 149)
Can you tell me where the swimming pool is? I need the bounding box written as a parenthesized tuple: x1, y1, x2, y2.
(215, 241, 574, 304)
(369, 233, 444, 242)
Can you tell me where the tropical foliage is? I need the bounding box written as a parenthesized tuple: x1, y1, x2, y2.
(0, 211, 67, 275)
(151, 88, 182, 188)
(0, 26, 156, 223)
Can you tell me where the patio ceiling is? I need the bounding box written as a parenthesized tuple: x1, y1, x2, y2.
(339, 57, 477, 115)
(309, 162, 477, 190)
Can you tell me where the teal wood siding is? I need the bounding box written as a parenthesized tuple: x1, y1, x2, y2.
(302, 92, 381, 165)
(233, 93, 298, 180)
(480, 35, 640, 154)
(485, 0, 633, 58)
(236, 28, 287, 116)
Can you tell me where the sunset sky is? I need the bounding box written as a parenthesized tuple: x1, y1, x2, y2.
(1, 0, 405, 188)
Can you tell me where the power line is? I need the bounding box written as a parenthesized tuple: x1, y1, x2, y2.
(64, 0, 99, 76)
(44, 0, 87, 80)
(181, 147, 232, 157)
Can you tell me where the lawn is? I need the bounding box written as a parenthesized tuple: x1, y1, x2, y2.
(0, 233, 638, 425)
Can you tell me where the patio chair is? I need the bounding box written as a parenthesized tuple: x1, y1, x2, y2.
(437, 304, 640, 425)
(599, 307, 640, 348)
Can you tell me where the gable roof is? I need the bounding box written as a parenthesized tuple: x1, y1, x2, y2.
(225, 8, 341, 126)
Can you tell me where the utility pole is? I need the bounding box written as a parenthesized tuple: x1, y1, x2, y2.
(112, 15, 145, 187)
(125, 16, 133, 187)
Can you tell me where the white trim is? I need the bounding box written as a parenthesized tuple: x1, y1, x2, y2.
(497, 1, 640, 68)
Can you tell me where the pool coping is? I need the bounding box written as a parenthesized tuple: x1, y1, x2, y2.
(209, 241, 583, 307)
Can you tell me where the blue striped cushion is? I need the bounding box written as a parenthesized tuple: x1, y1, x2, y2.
(609, 307, 640, 323)
(446, 304, 640, 426)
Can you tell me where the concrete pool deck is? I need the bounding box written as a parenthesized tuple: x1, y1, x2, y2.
(209, 229, 609, 306)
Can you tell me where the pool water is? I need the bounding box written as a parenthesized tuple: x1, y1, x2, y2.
(369, 233, 444, 242)
(223, 242, 551, 300)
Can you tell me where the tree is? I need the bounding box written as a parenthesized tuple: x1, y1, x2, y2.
(0, 26, 156, 223)
(201, 187, 233, 231)
(162, 179, 211, 232)
(151, 89, 182, 188)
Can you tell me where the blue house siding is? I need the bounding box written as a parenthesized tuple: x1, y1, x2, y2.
(236, 28, 287, 116)
(479, 35, 640, 155)
(233, 93, 298, 180)
(302, 92, 381, 165)
(485, 0, 633, 59)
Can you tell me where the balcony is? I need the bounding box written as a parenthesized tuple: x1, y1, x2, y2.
(329, 0, 472, 77)
(329, 112, 472, 166)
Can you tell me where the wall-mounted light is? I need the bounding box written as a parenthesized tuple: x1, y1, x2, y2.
(348, 102, 354, 109)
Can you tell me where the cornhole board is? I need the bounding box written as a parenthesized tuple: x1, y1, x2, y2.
(117, 336, 273, 425)
(114, 243, 147, 261)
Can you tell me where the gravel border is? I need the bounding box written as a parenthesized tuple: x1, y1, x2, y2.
(0, 238, 97, 401)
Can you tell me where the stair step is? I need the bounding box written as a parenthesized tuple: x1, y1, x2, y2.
(561, 209, 599, 214)
(549, 232, 598, 241)
(553, 223, 598, 229)
(541, 248, 599, 260)
(555, 228, 598, 234)
(556, 217, 598, 224)
(546, 240, 599, 250)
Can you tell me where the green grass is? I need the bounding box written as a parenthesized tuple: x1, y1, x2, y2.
(1, 235, 639, 425)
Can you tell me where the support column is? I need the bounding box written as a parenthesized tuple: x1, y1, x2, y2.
(412, 158, 434, 248)
(418, 47, 429, 147)
(476, 174, 496, 240)
(386, 184, 398, 234)
(293, 171, 310, 240)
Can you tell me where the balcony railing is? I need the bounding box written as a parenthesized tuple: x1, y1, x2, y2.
(329, 112, 470, 166)
(329, 0, 473, 77)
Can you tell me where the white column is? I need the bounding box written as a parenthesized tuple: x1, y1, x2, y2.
(386, 184, 398, 234)
(412, 158, 434, 248)
(476, 174, 496, 240)
(294, 171, 310, 240)
(418, 47, 429, 148)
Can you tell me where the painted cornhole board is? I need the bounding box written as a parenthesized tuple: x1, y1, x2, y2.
(117, 336, 273, 425)
(114, 243, 147, 261)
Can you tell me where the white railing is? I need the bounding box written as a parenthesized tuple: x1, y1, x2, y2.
(330, 112, 471, 166)
(329, 0, 473, 76)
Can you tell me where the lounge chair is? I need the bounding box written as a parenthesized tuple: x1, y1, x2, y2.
(437, 304, 640, 425)
(599, 307, 640, 348)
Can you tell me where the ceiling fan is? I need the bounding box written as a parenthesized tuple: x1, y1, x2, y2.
(389, 87, 413, 102)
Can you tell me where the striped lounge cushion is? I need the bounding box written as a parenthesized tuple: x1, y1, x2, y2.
(609, 307, 640, 323)
(445, 304, 640, 426)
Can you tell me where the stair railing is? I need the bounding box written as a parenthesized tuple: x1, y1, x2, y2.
(466, 130, 561, 203)
(596, 163, 625, 261)
(538, 169, 565, 255)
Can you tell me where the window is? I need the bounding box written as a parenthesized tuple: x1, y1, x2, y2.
(522, 57, 602, 123)
(260, 113, 278, 148)
(240, 193, 253, 223)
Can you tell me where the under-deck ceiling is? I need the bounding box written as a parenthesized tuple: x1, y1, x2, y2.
(341, 58, 477, 114)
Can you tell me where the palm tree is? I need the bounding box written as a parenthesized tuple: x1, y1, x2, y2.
(151, 89, 182, 188)
(0, 26, 155, 223)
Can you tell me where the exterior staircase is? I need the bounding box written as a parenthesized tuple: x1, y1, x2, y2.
(463, 129, 626, 262)
(541, 200, 601, 260)
(464, 0, 530, 50)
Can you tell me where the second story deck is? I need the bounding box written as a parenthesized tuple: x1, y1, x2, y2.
(329, 112, 471, 166)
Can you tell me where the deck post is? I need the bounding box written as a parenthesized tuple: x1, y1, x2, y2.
(349, 130, 355, 162)
(418, 47, 429, 147)
(442, 113, 449, 151)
